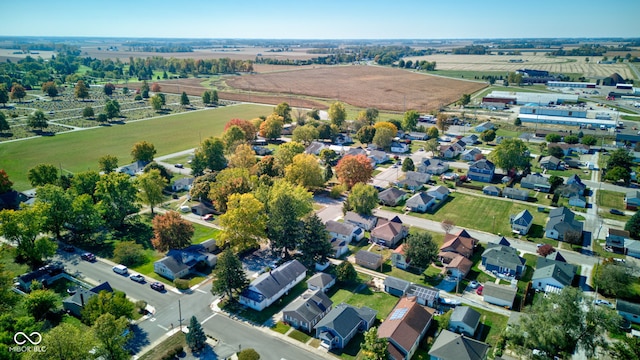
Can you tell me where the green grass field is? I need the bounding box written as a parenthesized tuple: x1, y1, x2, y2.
(596, 189, 625, 210)
(0, 104, 271, 190)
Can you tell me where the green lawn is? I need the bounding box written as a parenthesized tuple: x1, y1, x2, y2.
(474, 306, 509, 345)
(0, 104, 271, 190)
(271, 321, 291, 334)
(138, 331, 186, 360)
(328, 281, 398, 321)
(596, 189, 625, 210)
(191, 224, 221, 244)
(0, 244, 30, 276)
(288, 329, 311, 343)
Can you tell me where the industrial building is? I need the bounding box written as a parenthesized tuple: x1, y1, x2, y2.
(482, 91, 578, 106)
(547, 81, 596, 88)
(520, 106, 587, 118)
(518, 113, 616, 128)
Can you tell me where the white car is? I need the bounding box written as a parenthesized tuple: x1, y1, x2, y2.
(468, 280, 480, 289)
(439, 297, 462, 306)
(594, 299, 613, 308)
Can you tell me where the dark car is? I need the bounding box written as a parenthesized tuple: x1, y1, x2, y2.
(130, 274, 145, 283)
(150, 282, 165, 292)
(81, 252, 96, 262)
(62, 244, 75, 252)
(610, 209, 624, 215)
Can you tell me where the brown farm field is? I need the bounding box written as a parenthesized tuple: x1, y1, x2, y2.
(225, 66, 487, 112)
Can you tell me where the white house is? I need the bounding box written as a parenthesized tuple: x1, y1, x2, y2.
(239, 260, 307, 311)
(405, 192, 435, 213)
(390, 142, 409, 153)
(344, 212, 378, 231)
(390, 244, 410, 270)
(368, 150, 389, 165)
(448, 306, 481, 337)
(171, 177, 194, 192)
(427, 185, 450, 201)
(326, 220, 364, 243)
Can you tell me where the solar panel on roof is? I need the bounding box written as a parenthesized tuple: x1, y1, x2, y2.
(389, 307, 408, 320)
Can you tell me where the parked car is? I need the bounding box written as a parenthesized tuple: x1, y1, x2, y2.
(468, 281, 480, 289)
(594, 299, 613, 308)
(113, 264, 129, 275)
(81, 252, 96, 262)
(175, 163, 184, 168)
(130, 274, 145, 283)
(439, 297, 461, 306)
(476, 286, 484, 295)
(203, 214, 214, 221)
(62, 244, 75, 252)
(150, 282, 165, 292)
(609, 209, 624, 215)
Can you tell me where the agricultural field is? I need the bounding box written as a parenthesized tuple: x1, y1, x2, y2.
(225, 66, 487, 112)
(0, 103, 271, 190)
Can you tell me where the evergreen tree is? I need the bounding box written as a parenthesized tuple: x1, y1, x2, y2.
(211, 250, 249, 301)
(186, 315, 207, 352)
(180, 91, 190, 106)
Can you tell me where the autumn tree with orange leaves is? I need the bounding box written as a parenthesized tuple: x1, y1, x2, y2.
(224, 119, 257, 142)
(151, 211, 194, 252)
(335, 154, 374, 189)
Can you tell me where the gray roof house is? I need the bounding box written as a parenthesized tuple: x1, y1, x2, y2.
(397, 171, 431, 191)
(557, 183, 585, 198)
(405, 192, 435, 213)
(461, 148, 482, 162)
(475, 122, 495, 132)
(305, 141, 329, 155)
(315, 303, 377, 350)
(461, 134, 479, 146)
(532, 257, 577, 292)
(154, 239, 218, 280)
(448, 306, 481, 337)
(540, 156, 562, 170)
(307, 272, 336, 293)
(282, 289, 333, 333)
(378, 187, 408, 206)
(239, 260, 307, 311)
(417, 158, 449, 175)
(383, 276, 411, 298)
(119, 160, 147, 176)
(545, 207, 583, 241)
(383, 276, 439, 308)
(616, 299, 640, 324)
(427, 185, 450, 201)
(326, 220, 364, 243)
(171, 177, 194, 192)
(521, 173, 552, 193)
(429, 330, 489, 360)
(625, 190, 640, 210)
(368, 150, 389, 165)
(481, 243, 526, 278)
(482, 283, 517, 309)
(63, 282, 114, 317)
(483, 185, 501, 197)
(502, 187, 529, 201)
(355, 250, 384, 270)
(344, 211, 378, 231)
(510, 209, 534, 235)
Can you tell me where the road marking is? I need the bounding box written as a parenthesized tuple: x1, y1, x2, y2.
(157, 325, 168, 330)
(201, 313, 217, 324)
(149, 318, 156, 322)
(196, 289, 207, 294)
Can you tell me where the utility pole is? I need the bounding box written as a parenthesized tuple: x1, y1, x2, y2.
(178, 300, 183, 331)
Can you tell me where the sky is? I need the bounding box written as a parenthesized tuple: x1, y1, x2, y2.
(3, 0, 640, 39)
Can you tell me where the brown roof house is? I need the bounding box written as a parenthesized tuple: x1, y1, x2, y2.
(371, 216, 408, 248)
(355, 250, 384, 270)
(442, 255, 473, 280)
(377, 296, 433, 360)
(439, 229, 478, 261)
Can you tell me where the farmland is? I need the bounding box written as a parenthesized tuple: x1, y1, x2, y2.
(0, 104, 270, 190)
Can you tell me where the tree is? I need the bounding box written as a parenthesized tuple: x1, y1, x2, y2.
(346, 183, 379, 215)
(427, 126, 439, 139)
(140, 80, 150, 98)
(292, 124, 319, 145)
(151, 211, 194, 251)
(36, 184, 72, 239)
(202, 90, 211, 105)
(563, 230, 582, 245)
(10, 83, 26, 102)
(285, 153, 324, 189)
(317, 123, 336, 141)
(0, 206, 55, 265)
(335, 154, 374, 189)
(143, 161, 172, 183)
(150, 82, 161, 92)
(607, 148, 634, 171)
(198, 137, 227, 172)
(180, 91, 190, 106)
(150, 94, 163, 111)
(580, 135, 597, 145)
(253, 155, 282, 178)
(609, 335, 640, 360)
(27, 110, 48, 131)
(441, 219, 455, 234)
(267, 196, 304, 256)
(68, 194, 103, 242)
(208, 168, 254, 212)
(96, 113, 108, 124)
(28, 163, 58, 187)
(131, 140, 156, 163)
(82, 106, 95, 119)
(401, 157, 415, 172)
(211, 249, 249, 301)
(0, 169, 13, 193)
(548, 145, 565, 159)
(374, 121, 398, 135)
(103, 83, 115, 96)
(186, 316, 207, 352)
(222, 125, 247, 153)
(324, 165, 333, 182)
(24, 289, 58, 320)
(220, 193, 266, 252)
(228, 143, 257, 169)
(402, 110, 420, 131)
(95, 172, 140, 229)
(92, 313, 131, 360)
(74, 80, 89, 101)
(356, 125, 376, 145)
(373, 127, 395, 150)
(480, 129, 496, 142)
(488, 138, 530, 172)
(81, 288, 135, 325)
(328, 101, 347, 128)
(506, 287, 621, 359)
(545, 133, 562, 143)
(70, 170, 100, 199)
(98, 154, 118, 174)
(259, 113, 284, 140)
(0, 84, 9, 106)
(564, 135, 579, 144)
(224, 119, 257, 142)
(319, 148, 338, 165)
(549, 175, 564, 191)
(594, 261, 635, 298)
(42, 81, 59, 98)
(136, 169, 167, 214)
(626, 211, 640, 239)
(404, 232, 438, 271)
(604, 166, 631, 185)
(514, 118, 522, 126)
(336, 261, 357, 283)
(436, 113, 450, 132)
(211, 89, 219, 104)
(298, 213, 332, 268)
(364, 108, 379, 124)
(424, 138, 439, 156)
(459, 93, 471, 106)
(361, 327, 389, 360)
(537, 244, 555, 257)
(274, 102, 292, 123)
(237, 348, 261, 360)
(26, 322, 96, 360)
(275, 141, 305, 168)
(104, 99, 120, 119)
(0, 112, 9, 136)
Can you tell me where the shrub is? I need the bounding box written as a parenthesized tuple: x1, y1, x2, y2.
(112, 241, 147, 267)
(136, 300, 148, 314)
(238, 348, 260, 360)
(174, 279, 190, 290)
(134, 94, 143, 101)
(329, 184, 347, 198)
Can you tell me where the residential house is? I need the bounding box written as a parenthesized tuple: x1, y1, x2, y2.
(626, 240, 640, 259)
(384, 276, 412, 297)
(566, 174, 586, 190)
(556, 183, 585, 199)
(439, 145, 458, 159)
(532, 257, 577, 292)
(482, 283, 517, 309)
(334, 133, 352, 145)
(427, 185, 450, 201)
(314, 303, 377, 350)
(305, 141, 328, 155)
(370, 216, 409, 248)
(539, 156, 562, 170)
(405, 192, 435, 213)
(378, 296, 433, 360)
(417, 158, 449, 175)
(15, 263, 65, 291)
(503, 187, 530, 201)
(391, 244, 410, 270)
(568, 195, 587, 208)
(368, 150, 389, 165)
(396, 171, 431, 191)
(461, 148, 482, 162)
(171, 177, 194, 192)
(442, 255, 473, 280)
(252, 146, 272, 156)
(483, 185, 501, 197)
(239, 260, 307, 311)
(510, 209, 534, 235)
(307, 273, 336, 293)
(282, 289, 333, 333)
(428, 330, 489, 360)
(475, 122, 495, 132)
(406, 132, 428, 140)
(329, 238, 349, 258)
(154, 240, 218, 280)
(346, 147, 367, 157)
(63, 282, 114, 317)
(355, 250, 384, 270)
(521, 173, 552, 193)
(391, 142, 409, 153)
(481, 243, 526, 278)
(625, 190, 640, 210)
(378, 188, 408, 206)
(439, 229, 478, 261)
(606, 228, 629, 253)
(548, 142, 590, 156)
(119, 160, 147, 176)
(461, 134, 479, 145)
(616, 300, 640, 325)
(383, 277, 439, 308)
(545, 207, 583, 241)
(191, 202, 216, 216)
(467, 159, 495, 183)
(448, 306, 481, 337)
(452, 140, 467, 153)
(344, 211, 378, 231)
(396, 178, 424, 191)
(326, 220, 363, 243)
